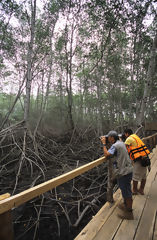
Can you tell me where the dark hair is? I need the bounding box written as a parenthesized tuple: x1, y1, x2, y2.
(114, 135, 119, 141)
(124, 129, 133, 135)
(107, 130, 119, 142)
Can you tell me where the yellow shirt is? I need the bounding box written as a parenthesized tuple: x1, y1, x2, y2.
(125, 136, 137, 147)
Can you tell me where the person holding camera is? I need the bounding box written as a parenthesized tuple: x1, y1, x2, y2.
(100, 130, 133, 220)
(124, 129, 150, 195)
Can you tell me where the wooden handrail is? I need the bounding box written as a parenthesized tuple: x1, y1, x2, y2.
(0, 193, 10, 201)
(142, 132, 157, 141)
(0, 156, 106, 214)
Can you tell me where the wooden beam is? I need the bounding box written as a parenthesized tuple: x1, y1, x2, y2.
(145, 122, 157, 131)
(0, 156, 106, 214)
(134, 173, 157, 240)
(0, 211, 14, 240)
(142, 132, 157, 141)
(142, 133, 157, 149)
(0, 193, 10, 201)
(0, 193, 14, 240)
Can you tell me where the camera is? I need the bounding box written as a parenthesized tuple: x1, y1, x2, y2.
(105, 135, 109, 144)
(99, 135, 109, 144)
(99, 133, 126, 143)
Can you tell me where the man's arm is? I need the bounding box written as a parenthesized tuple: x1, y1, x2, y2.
(125, 137, 132, 152)
(100, 136, 115, 157)
(125, 137, 133, 146)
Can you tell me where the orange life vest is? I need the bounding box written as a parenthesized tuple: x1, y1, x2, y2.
(126, 134, 150, 161)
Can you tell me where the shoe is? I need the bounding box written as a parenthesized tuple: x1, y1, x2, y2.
(138, 189, 144, 195)
(138, 179, 146, 195)
(132, 180, 138, 195)
(132, 191, 138, 195)
(118, 203, 126, 211)
(117, 210, 134, 220)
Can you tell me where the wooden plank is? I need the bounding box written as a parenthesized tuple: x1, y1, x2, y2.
(142, 134, 157, 150)
(145, 122, 157, 131)
(142, 133, 157, 141)
(93, 207, 122, 240)
(134, 175, 157, 240)
(153, 212, 157, 240)
(0, 194, 14, 240)
(74, 189, 122, 240)
(0, 211, 14, 240)
(0, 156, 105, 214)
(112, 195, 146, 240)
(149, 146, 157, 166)
(0, 193, 10, 201)
(149, 211, 157, 240)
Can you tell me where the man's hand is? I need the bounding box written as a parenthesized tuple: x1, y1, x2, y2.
(100, 136, 106, 145)
(100, 136, 111, 157)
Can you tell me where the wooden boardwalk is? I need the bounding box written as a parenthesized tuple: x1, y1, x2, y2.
(75, 146, 157, 240)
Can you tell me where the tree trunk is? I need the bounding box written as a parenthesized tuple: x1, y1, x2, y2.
(96, 73, 103, 136)
(24, 0, 36, 124)
(137, 33, 157, 125)
(0, 77, 25, 129)
(65, 21, 75, 131)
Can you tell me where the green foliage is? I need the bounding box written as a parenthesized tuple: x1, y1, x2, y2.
(47, 0, 61, 14)
(78, 26, 91, 38)
(0, 93, 23, 122)
(35, 20, 49, 44)
(0, 23, 16, 56)
(0, 56, 5, 70)
(0, 0, 20, 15)
(55, 35, 66, 52)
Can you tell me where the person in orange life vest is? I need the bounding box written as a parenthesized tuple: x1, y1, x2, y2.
(101, 131, 133, 220)
(124, 129, 150, 195)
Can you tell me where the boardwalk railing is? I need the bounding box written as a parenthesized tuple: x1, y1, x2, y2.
(0, 132, 157, 240)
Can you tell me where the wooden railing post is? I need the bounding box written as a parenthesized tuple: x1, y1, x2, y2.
(151, 137, 154, 149)
(0, 194, 14, 240)
(107, 159, 114, 203)
(153, 135, 156, 148)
